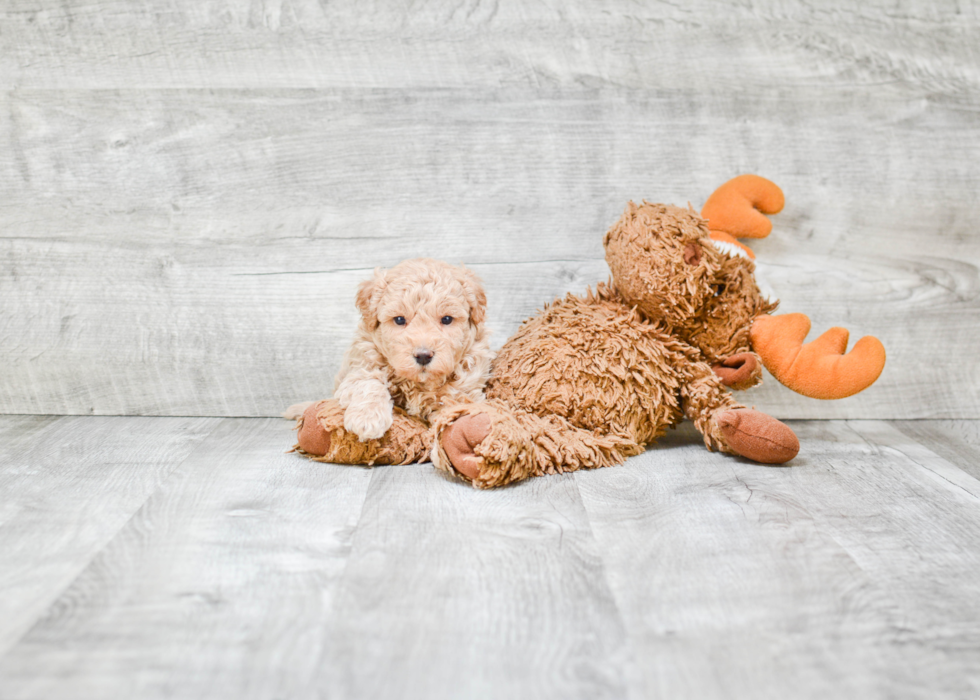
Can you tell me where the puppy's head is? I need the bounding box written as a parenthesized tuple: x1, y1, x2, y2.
(355, 258, 487, 387)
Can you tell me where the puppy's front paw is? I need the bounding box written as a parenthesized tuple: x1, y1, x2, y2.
(343, 401, 394, 441)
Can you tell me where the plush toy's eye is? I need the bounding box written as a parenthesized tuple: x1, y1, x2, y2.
(393, 316, 406, 326)
(441, 316, 454, 325)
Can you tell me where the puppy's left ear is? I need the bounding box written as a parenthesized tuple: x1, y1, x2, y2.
(454, 266, 487, 326)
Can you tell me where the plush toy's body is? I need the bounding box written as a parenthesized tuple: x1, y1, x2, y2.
(434, 176, 885, 488)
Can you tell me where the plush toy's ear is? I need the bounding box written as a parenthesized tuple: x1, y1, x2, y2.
(355, 267, 388, 329)
(453, 265, 487, 327)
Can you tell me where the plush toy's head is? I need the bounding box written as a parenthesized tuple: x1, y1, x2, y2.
(603, 175, 887, 400)
(603, 201, 776, 365)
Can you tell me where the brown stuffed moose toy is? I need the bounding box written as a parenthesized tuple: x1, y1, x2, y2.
(430, 175, 886, 488)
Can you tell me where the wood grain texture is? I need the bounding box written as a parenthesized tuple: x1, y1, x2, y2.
(0, 421, 631, 699)
(0, 415, 220, 657)
(575, 420, 980, 699)
(1, 1, 977, 91)
(312, 466, 630, 700)
(0, 418, 374, 699)
(3, 417, 980, 698)
(1, 1, 978, 418)
(890, 419, 980, 481)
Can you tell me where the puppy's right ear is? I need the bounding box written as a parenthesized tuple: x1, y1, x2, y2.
(355, 267, 388, 329)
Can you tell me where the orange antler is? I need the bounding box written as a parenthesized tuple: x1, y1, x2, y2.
(751, 313, 886, 400)
(701, 174, 785, 259)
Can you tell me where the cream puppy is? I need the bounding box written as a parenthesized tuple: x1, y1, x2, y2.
(286, 258, 491, 445)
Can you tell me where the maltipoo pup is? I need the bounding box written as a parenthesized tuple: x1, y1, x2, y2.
(288, 258, 491, 466)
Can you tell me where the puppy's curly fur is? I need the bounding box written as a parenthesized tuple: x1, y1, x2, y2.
(289, 258, 491, 465)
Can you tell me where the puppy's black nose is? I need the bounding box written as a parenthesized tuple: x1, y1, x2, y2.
(414, 349, 434, 366)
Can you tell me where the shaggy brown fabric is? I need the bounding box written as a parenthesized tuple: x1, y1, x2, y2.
(293, 399, 433, 466)
(432, 400, 641, 490)
(605, 202, 778, 365)
(434, 196, 801, 489)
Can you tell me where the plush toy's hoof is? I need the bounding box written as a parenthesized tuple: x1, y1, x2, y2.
(712, 352, 760, 390)
(715, 408, 799, 464)
(441, 413, 492, 481)
(297, 401, 332, 456)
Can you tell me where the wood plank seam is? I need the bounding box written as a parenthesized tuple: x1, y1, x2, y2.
(571, 471, 641, 690)
(0, 417, 227, 661)
(845, 421, 980, 503)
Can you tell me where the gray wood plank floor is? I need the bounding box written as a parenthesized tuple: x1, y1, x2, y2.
(1, 416, 978, 699)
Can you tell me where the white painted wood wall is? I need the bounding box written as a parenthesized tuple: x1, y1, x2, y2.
(1, 0, 977, 419)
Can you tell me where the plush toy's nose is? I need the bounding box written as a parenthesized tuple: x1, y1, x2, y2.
(414, 349, 434, 366)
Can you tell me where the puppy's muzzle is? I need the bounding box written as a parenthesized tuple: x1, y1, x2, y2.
(413, 349, 434, 366)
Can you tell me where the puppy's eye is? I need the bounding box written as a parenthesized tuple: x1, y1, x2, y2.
(441, 316, 453, 325)
(712, 284, 726, 297)
(393, 316, 406, 326)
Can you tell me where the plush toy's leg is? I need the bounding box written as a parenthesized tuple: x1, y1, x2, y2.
(679, 363, 799, 464)
(432, 400, 642, 489)
(293, 399, 432, 466)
